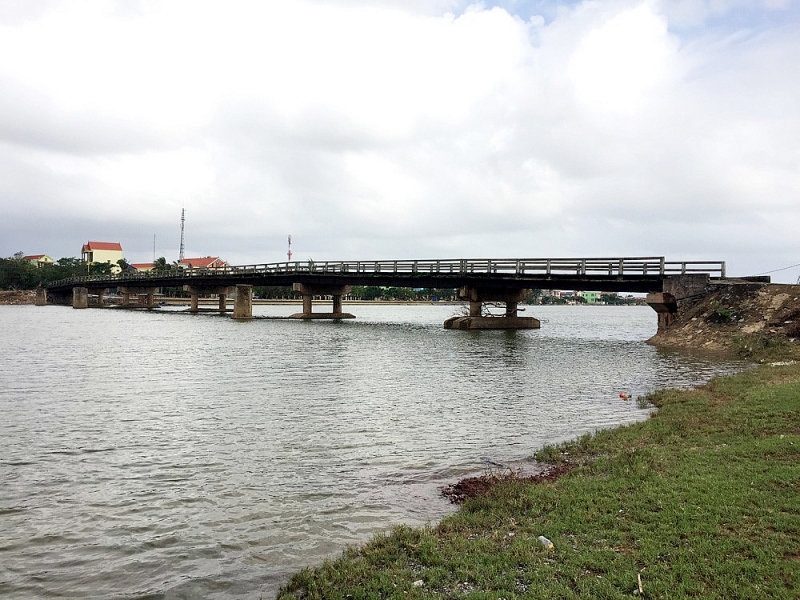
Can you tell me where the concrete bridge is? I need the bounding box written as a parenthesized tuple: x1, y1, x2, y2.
(41, 257, 737, 330)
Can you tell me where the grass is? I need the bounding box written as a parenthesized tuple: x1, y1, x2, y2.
(277, 362, 800, 599)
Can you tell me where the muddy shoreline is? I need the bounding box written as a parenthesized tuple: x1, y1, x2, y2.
(440, 463, 574, 504)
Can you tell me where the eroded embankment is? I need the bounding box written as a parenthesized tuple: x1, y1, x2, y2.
(648, 283, 800, 358)
(0, 290, 35, 305)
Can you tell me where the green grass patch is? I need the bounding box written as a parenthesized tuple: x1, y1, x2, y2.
(278, 364, 800, 599)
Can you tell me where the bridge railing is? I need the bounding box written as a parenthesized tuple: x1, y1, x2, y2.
(47, 257, 726, 288)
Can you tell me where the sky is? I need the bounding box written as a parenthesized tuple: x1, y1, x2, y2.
(1, 0, 798, 282)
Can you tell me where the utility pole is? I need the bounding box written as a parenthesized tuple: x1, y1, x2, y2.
(179, 208, 185, 262)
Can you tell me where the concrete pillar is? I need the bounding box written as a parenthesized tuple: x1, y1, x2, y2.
(119, 286, 158, 309)
(505, 300, 518, 318)
(73, 287, 89, 309)
(35, 288, 47, 306)
(184, 285, 233, 313)
(469, 300, 482, 317)
(444, 286, 539, 330)
(290, 283, 355, 320)
(97, 289, 105, 307)
(233, 285, 253, 319)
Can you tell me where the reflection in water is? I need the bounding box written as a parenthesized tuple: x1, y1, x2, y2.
(0, 304, 743, 598)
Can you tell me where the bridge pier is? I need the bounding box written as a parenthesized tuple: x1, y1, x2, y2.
(184, 286, 234, 313)
(72, 287, 89, 309)
(290, 283, 355, 320)
(233, 285, 252, 319)
(444, 287, 540, 330)
(35, 288, 47, 306)
(118, 286, 159, 308)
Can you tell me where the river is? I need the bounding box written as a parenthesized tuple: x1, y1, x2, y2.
(0, 303, 743, 598)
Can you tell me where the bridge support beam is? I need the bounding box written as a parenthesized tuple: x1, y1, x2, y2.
(72, 287, 89, 309)
(233, 285, 253, 320)
(290, 283, 355, 320)
(35, 288, 47, 306)
(444, 287, 540, 330)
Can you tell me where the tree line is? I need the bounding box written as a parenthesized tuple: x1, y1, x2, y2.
(1, 253, 89, 289)
(1, 254, 460, 301)
(0, 253, 170, 290)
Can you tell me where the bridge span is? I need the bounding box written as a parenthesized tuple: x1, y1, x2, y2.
(42, 257, 733, 330)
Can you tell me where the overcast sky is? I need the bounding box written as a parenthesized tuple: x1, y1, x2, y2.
(1, 0, 798, 281)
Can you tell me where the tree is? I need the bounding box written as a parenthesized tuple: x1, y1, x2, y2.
(89, 261, 113, 275)
(153, 257, 169, 273)
(0, 255, 38, 289)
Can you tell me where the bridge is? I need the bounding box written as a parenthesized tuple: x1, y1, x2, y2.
(41, 256, 735, 330)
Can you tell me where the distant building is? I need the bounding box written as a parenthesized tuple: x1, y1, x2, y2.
(580, 291, 600, 304)
(178, 256, 228, 269)
(81, 241, 124, 273)
(130, 262, 155, 272)
(23, 254, 54, 268)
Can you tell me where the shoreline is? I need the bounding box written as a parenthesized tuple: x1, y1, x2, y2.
(276, 357, 799, 598)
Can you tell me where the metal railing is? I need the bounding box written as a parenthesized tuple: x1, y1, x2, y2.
(48, 257, 726, 288)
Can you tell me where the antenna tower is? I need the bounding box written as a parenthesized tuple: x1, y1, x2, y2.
(179, 208, 185, 262)
(287, 234, 293, 262)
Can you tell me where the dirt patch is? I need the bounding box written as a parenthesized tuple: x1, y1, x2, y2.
(649, 284, 800, 354)
(0, 290, 35, 305)
(440, 463, 573, 504)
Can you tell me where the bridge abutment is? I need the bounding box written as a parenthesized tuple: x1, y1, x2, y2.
(444, 287, 540, 330)
(290, 283, 355, 320)
(647, 275, 713, 333)
(35, 288, 47, 306)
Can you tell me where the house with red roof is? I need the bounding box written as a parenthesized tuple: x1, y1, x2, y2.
(23, 254, 54, 268)
(130, 262, 155, 272)
(81, 241, 124, 272)
(178, 256, 228, 269)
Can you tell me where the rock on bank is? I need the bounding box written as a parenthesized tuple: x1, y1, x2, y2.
(648, 283, 800, 354)
(0, 290, 35, 305)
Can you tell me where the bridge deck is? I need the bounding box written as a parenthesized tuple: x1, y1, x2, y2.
(47, 257, 726, 295)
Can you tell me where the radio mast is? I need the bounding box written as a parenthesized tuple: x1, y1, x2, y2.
(179, 208, 185, 262)
(287, 234, 293, 262)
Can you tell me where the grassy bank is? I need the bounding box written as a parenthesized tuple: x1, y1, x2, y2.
(278, 362, 799, 599)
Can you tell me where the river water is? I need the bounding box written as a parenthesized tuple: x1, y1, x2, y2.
(0, 303, 743, 598)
